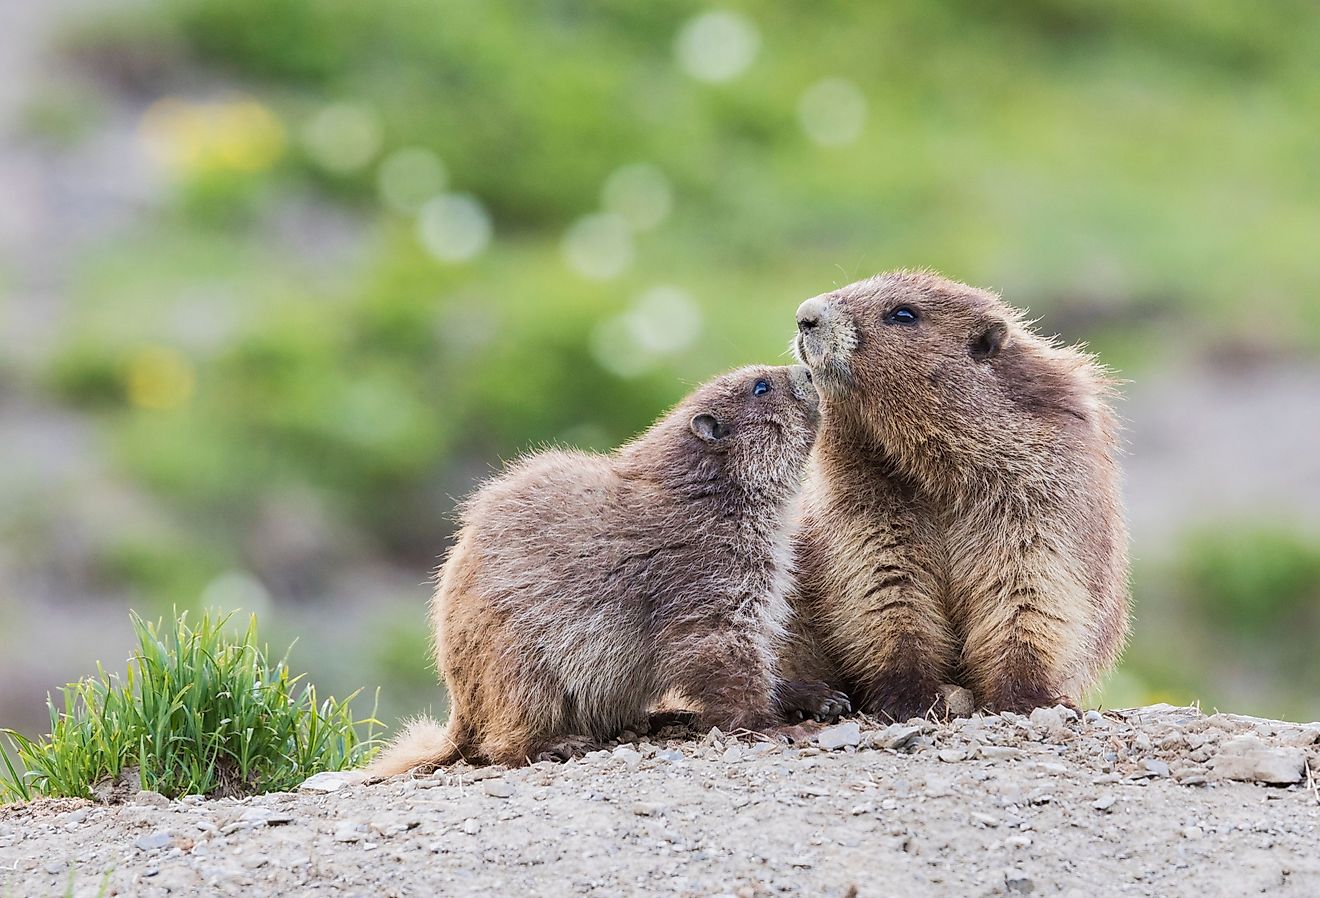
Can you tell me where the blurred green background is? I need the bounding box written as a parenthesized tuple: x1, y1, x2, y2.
(2, 0, 1319, 744)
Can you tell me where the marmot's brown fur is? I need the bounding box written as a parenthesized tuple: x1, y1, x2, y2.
(789, 271, 1129, 718)
(369, 365, 848, 774)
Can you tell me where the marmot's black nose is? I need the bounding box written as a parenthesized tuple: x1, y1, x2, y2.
(796, 296, 826, 333)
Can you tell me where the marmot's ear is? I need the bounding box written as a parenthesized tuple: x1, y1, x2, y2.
(970, 321, 1008, 361)
(690, 413, 727, 442)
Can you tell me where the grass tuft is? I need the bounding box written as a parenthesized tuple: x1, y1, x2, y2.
(0, 610, 379, 803)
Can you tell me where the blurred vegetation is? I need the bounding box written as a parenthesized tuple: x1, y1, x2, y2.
(0, 611, 378, 803)
(4, 0, 1319, 729)
(1114, 525, 1320, 721)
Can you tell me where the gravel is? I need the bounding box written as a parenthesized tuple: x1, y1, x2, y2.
(3, 704, 1319, 897)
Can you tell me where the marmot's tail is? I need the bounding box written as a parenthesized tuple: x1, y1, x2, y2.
(366, 715, 467, 777)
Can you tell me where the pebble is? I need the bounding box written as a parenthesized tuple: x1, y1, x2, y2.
(816, 722, 862, 751)
(938, 684, 977, 718)
(613, 747, 643, 768)
(482, 779, 515, 798)
(1029, 706, 1067, 736)
(632, 802, 665, 817)
(460, 818, 481, 835)
(1210, 737, 1306, 785)
(1143, 759, 1171, 778)
(721, 746, 745, 763)
(1092, 795, 1116, 812)
(971, 812, 999, 828)
(937, 749, 967, 763)
(655, 749, 685, 763)
(333, 822, 366, 843)
(869, 724, 923, 752)
(300, 770, 368, 793)
(1005, 871, 1035, 894)
(979, 746, 1024, 762)
(134, 831, 173, 851)
(1084, 710, 1106, 726)
(1005, 834, 1033, 850)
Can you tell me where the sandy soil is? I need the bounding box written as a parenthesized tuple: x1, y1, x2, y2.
(3, 704, 1318, 898)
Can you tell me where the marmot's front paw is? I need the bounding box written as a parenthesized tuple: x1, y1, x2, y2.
(775, 679, 852, 723)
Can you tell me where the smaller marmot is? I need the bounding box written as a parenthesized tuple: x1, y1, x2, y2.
(369, 364, 848, 773)
(791, 271, 1129, 717)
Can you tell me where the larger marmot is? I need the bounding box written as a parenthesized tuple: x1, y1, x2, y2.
(790, 271, 1129, 718)
(369, 364, 847, 773)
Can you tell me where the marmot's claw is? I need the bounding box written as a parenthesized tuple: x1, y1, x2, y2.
(816, 691, 852, 720)
(776, 679, 851, 723)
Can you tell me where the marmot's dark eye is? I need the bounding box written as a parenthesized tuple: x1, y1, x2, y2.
(753, 379, 771, 396)
(885, 307, 919, 325)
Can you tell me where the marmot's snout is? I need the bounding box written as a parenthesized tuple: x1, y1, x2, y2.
(793, 295, 853, 388)
(787, 364, 820, 423)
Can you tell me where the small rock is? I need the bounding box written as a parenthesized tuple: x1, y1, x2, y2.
(132, 790, 170, 809)
(1092, 795, 1116, 812)
(632, 802, 664, 817)
(938, 684, 976, 718)
(654, 749, 685, 763)
(937, 749, 967, 763)
(721, 746, 745, 763)
(613, 747, 642, 768)
(1005, 834, 1033, 850)
(460, 818, 481, 835)
(971, 812, 999, 828)
(1084, 710, 1106, 726)
(1029, 706, 1066, 736)
(979, 745, 1024, 762)
(1182, 826, 1204, 840)
(583, 749, 613, 764)
(1279, 727, 1320, 747)
(1143, 759, 1171, 778)
(1173, 766, 1210, 786)
(1210, 738, 1306, 785)
(299, 770, 368, 793)
(1005, 871, 1035, 894)
(134, 831, 173, 851)
(333, 822, 366, 843)
(870, 724, 924, 752)
(482, 779, 515, 798)
(816, 722, 862, 751)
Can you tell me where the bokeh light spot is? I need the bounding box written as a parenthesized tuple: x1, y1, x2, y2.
(377, 147, 448, 214)
(674, 10, 760, 83)
(797, 78, 868, 147)
(590, 286, 703, 378)
(125, 346, 195, 411)
(417, 193, 493, 263)
(602, 163, 673, 232)
(561, 213, 635, 281)
(302, 103, 383, 174)
(630, 286, 702, 354)
(200, 570, 271, 619)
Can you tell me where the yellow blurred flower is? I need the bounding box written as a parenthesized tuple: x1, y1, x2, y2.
(125, 346, 195, 411)
(139, 97, 285, 176)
